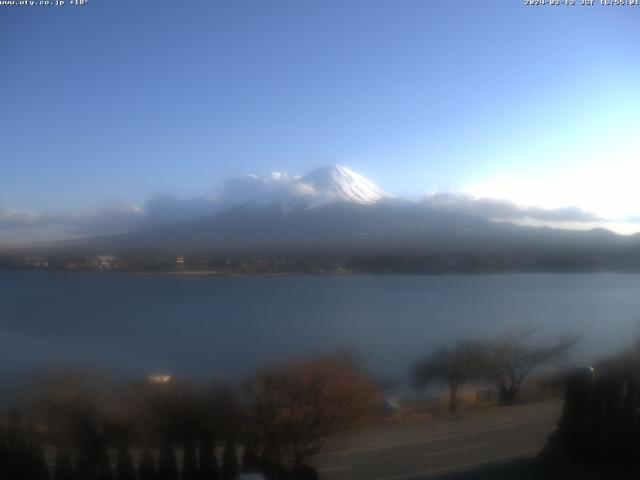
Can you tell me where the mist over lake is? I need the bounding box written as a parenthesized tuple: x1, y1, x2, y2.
(2, 271, 639, 391)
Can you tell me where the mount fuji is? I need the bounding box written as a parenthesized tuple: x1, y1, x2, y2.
(16, 164, 640, 273)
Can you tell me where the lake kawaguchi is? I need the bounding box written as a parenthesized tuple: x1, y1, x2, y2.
(2, 271, 640, 393)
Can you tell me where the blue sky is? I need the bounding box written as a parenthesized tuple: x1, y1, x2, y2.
(1, 0, 640, 242)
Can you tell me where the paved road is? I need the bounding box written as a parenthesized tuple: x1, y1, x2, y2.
(311, 402, 561, 480)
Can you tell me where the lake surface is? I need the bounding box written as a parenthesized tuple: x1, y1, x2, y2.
(2, 271, 640, 391)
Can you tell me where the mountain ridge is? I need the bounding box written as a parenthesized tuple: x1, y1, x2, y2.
(4, 165, 640, 275)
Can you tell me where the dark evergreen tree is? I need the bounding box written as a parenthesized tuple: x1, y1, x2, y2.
(54, 450, 74, 480)
(182, 437, 198, 480)
(241, 442, 260, 472)
(138, 448, 157, 480)
(295, 465, 319, 480)
(97, 449, 114, 480)
(29, 441, 51, 480)
(261, 458, 288, 480)
(76, 453, 97, 480)
(157, 441, 178, 480)
(7, 409, 29, 480)
(7, 409, 24, 453)
(115, 446, 136, 480)
(198, 432, 219, 480)
(0, 424, 9, 480)
(221, 438, 239, 480)
(260, 454, 275, 480)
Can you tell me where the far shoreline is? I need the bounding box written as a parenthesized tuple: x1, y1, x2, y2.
(130, 270, 292, 278)
(3, 268, 639, 278)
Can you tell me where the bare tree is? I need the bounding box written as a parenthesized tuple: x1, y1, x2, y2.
(412, 340, 488, 414)
(241, 355, 378, 473)
(486, 327, 577, 405)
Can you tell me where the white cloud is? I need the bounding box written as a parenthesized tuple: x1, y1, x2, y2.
(463, 156, 640, 222)
(422, 192, 601, 223)
(495, 218, 640, 236)
(0, 170, 324, 246)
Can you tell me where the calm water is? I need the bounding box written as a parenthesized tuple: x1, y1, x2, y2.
(2, 271, 640, 389)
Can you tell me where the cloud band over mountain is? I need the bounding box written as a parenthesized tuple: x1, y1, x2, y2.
(0, 165, 637, 247)
(421, 192, 602, 223)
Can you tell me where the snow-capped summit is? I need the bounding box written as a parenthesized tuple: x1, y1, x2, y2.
(211, 164, 391, 209)
(301, 165, 391, 205)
